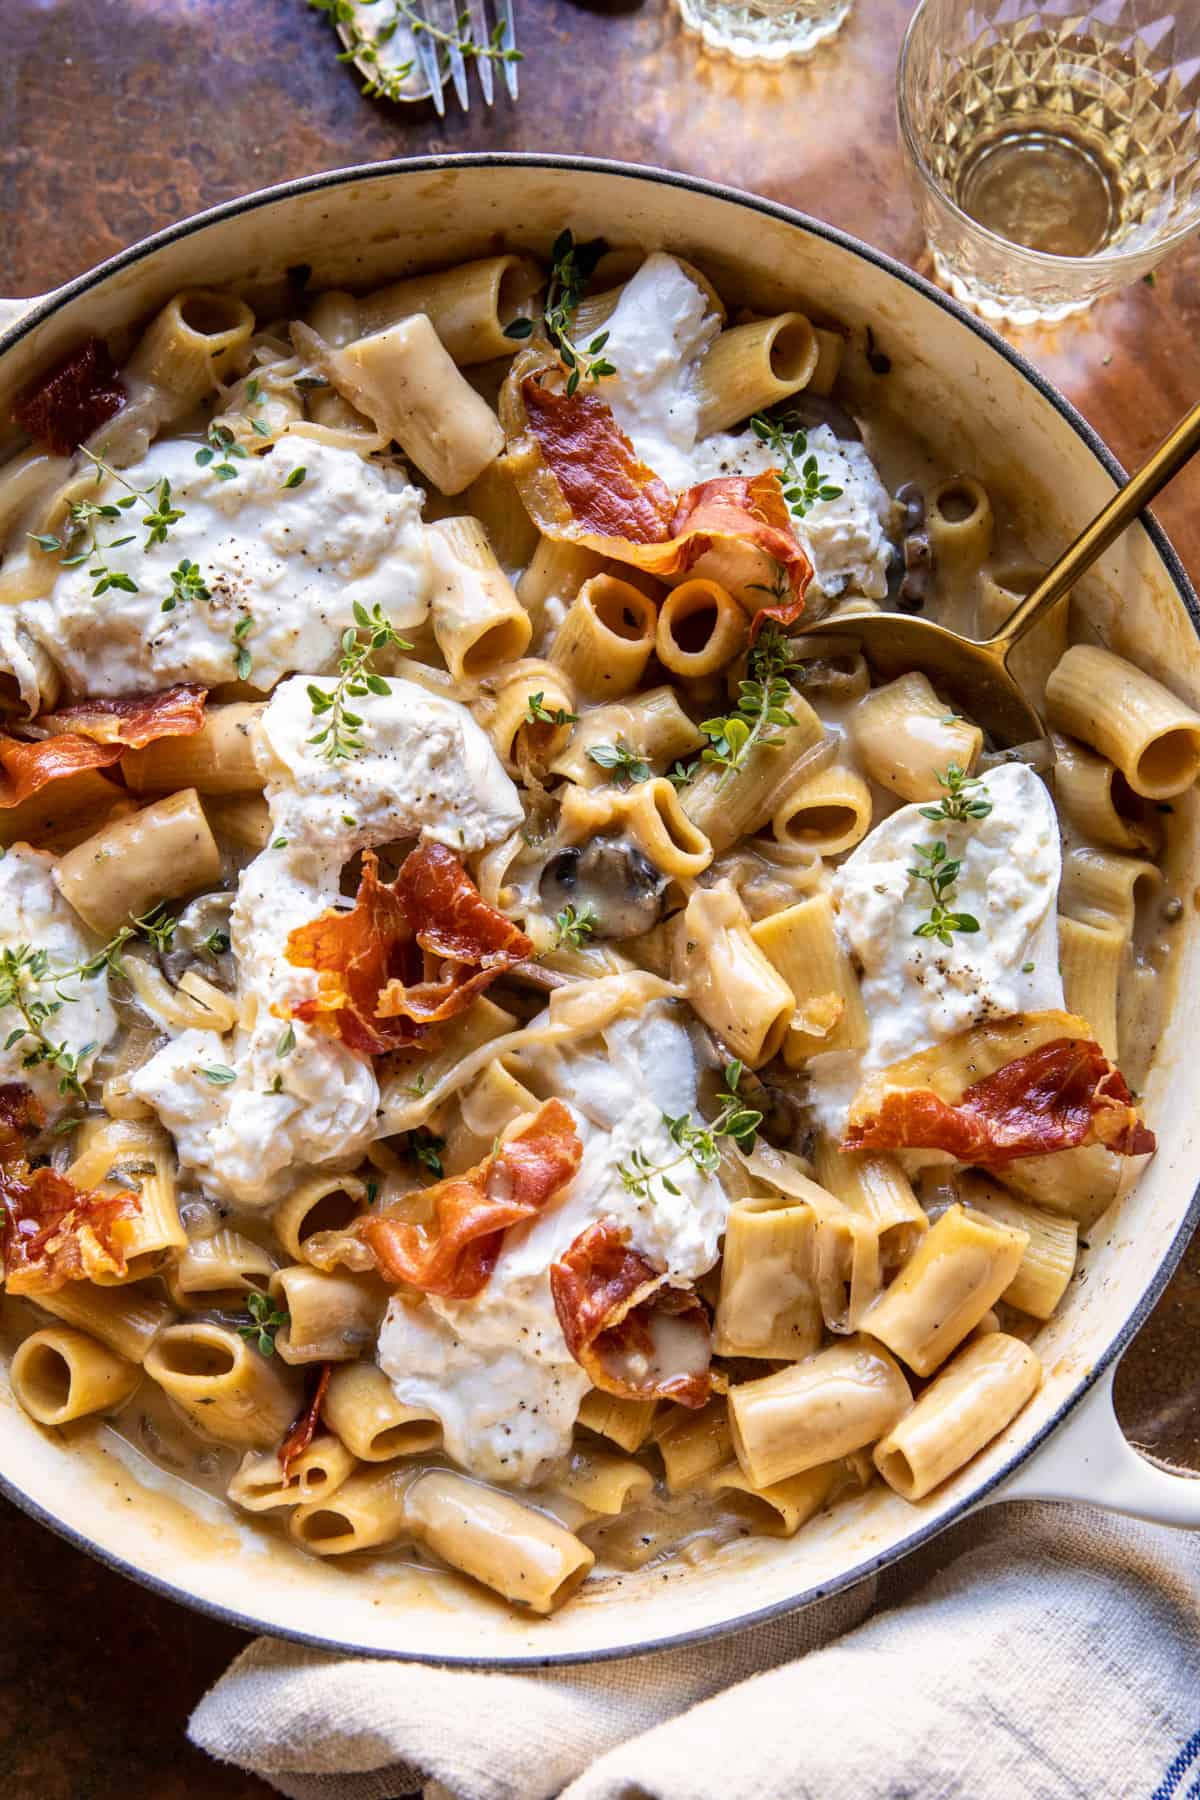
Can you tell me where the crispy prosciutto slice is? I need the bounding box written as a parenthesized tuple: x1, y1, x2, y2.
(360, 1098, 582, 1299)
(0, 685, 208, 809)
(499, 348, 813, 609)
(842, 1011, 1155, 1170)
(14, 338, 126, 456)
(278, 1362, 332, 1479)
(284, 844, 532, 1056)
(550, 1220, 712, 1408)
(36, 684, 207, 749)
(0, 733, 124, 808)
(0, 1084, 141, 1296)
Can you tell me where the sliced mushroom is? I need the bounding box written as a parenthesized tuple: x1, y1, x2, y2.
(779, 393, 862, 443)
(161, 891, 236, 990)
(539, 839, 669, 941)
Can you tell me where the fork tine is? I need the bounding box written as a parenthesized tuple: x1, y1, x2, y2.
(410, 0, 447, 116)
(497, 0, 518, 100)
(465, 0, 494, 105)
(432, 0, 471, 110)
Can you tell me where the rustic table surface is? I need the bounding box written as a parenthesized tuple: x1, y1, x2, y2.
(4, 1, 1199, 1794)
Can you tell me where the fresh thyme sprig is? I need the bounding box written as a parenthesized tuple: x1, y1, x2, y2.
(63, 906, 178, 983)
(908, 840, 980, 947)
(918, 762, 993, 823)
(555, 902, 597, 950)
(586, 741, 651, 787)
(162, 557, 210, 614)
(308, 601, 413, 763)
(666, 758, 699, 790)
(307, 0, 521, 103)
(617, 1062, 762, 1200)
(698, 623, 802, 789)
(195, 421, 247, 481)
(504, 231, 615, 398)
(524, 692, 578, 728)
(200, 929, 231, 958)
(30, 449, 184, 598)
(749, 413, 843, 521)
(237, 1291, 289, 1357)
(0, 946, 94, 1099)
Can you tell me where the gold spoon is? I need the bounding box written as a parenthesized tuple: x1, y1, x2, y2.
(795, 398, 1200, 748)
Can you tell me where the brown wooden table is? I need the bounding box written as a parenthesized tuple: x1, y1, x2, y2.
(4, 2, 1199, 1794)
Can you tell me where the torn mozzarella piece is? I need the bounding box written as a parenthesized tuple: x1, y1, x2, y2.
(0, 846, 115, 1114)
(687, 423, 894, 603)
(808, 762, 1065, 1137)
(599, 254, 721, 490)
(256, 674, 524, 857)
(21, 435, 431, 697)
(378, 1006, 730, 1483)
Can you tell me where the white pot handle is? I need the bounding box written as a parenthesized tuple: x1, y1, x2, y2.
(993, 1360, 1200, 1527)
(0, 294, 48, 336)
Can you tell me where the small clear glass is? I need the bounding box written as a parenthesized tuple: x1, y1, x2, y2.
(674, 0, 852, 66)
(897, 0, 1200, 324)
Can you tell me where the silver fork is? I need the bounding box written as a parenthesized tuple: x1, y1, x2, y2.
(409, 0, 519, 114)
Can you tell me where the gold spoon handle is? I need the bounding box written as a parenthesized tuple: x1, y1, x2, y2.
(985, 396, 1200, 660)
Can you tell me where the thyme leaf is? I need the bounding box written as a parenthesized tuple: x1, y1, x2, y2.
(749, 413, 843, 521)
(237, 1291, 289, 1357)
(698, 622, 802, 789)
(555, 902, 597, 950)
(307, 601, 412, 763)
(505, 230, 614, 397)
(585, 741, 650, 787)
(917, 762, 993, 823)
(617, 1063, 761, 1201)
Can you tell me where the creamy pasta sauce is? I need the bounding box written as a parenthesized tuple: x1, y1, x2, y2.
(0, 240, 1189, 1617)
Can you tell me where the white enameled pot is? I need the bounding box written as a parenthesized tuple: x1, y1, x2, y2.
(0, 156, 1197, 1666)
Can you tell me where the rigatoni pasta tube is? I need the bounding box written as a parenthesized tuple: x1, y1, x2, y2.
(11, 1326, 140, 1425)
(289, 1464, 414, 1555)
(959, 1176, 1078, 1320)
(461, 452, 540, 572)
(124, 290, 256, 425)
(122, 703, 264, 795)
(771, 763, 872, 856)
(874, 1333, 1041, 1502)
(1046, 643, 1200, 799)
(66, 1116, 185, 1283)
(269, 1265, 386, 1364)
(321, 1360, 442, 1461)
(328, 315, 504, 494)
(926, 476, 994, 584)
(54, 788, 222, 937)
(485, 658, 577, 772)
(170, 1228, 276, 1310)
(621, 778, 712, 879)
(680, 692, 826, 853)
(706, 1458, 841, 1536)
(429, 517, 533, 678)
(653, 1398, 733, 1492)
(695, 313, 818, 436)
(228, 1437, 357, 1512)
(356, 254, 543, 363)
(715, 1198, 822, 1360)
(1059, 844, 1160, 937)
(517, 536, 607, 626)
(35, 1279, 171, 1363)
(751, 895, 868, 1063)
(812, 1138, 928, 1275)
(729, 1337, 912, 1488)
(864, 1204, 1028, 1377)
(1053, 736, 1156, 854)
(273, 1173, 369, 1265)
(550, 575, 657, 699)
(576, 1389, 657, 1452)
(851, 671, 982, 803)
(655, 578, 747, 678)
(672, 883, 794, 1066)
(405, 1471, 594, 1614)
(554, 1448, 655, 1514)
(549, 687, 703, 788)
(144, 1321, 298, 1447)
(1058, 915, 1122, 1062)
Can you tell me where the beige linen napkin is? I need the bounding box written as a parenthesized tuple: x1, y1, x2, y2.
(190, 1502, 1200, 1800)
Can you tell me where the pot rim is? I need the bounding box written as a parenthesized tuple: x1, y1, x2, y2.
(2, 151, 1198, 1667)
